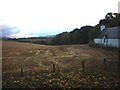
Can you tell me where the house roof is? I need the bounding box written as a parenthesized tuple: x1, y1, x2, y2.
(97, 26, 120, 39)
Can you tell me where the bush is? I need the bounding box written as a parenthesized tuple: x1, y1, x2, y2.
(88, 40, 96, 48)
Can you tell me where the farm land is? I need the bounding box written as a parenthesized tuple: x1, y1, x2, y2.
(2, 41, 120, 89)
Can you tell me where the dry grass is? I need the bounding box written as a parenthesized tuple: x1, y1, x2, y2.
(2, 41, 119, 88)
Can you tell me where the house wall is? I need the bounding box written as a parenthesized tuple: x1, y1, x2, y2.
(94, 38, 102, 44)
(94, 38, 120, 48)
(107, 39, 120, 47)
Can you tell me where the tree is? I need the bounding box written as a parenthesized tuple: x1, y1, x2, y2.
(89, 24, 100, 40)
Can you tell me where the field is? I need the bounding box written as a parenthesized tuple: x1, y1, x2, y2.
(2, 41, 119, 88)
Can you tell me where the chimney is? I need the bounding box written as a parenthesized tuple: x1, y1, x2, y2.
(100, 24, 105, 31)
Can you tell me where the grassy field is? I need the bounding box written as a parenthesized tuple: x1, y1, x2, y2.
(2, 41, 119, 89)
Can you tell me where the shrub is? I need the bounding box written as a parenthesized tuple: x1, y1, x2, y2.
(88, 40, 96, 48)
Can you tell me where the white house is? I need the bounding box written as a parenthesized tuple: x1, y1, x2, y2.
(94, 25, 120, 48)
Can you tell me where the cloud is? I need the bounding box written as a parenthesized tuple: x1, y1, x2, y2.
(0, 24, 21, 38)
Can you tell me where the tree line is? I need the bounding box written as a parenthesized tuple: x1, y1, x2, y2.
(51, 26, 94, 45)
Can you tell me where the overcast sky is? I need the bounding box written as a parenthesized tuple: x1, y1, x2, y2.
(0, 0, 119, 38)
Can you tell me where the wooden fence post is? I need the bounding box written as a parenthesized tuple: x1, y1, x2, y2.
(53, 64, 56, 73)
(103, 58, 106, 70)
(21, 68, 23, 77)
(104, 58, 106, 63)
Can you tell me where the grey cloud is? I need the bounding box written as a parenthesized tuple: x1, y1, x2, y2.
(0, 24, 21, 38)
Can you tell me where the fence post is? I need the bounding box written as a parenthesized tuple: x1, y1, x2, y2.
(21, 68, 23, 77)
(53, 63, 56, 73)
(104, 58, 106, 63)
(103, 58, 106, 70)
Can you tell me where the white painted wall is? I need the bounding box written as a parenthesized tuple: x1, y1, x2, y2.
(94, 39, 102, 44)
(107, 39, 120, 47)
(94, 38, 120, 48)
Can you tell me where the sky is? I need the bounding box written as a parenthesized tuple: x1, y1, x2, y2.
(0, 0, 119, 38)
